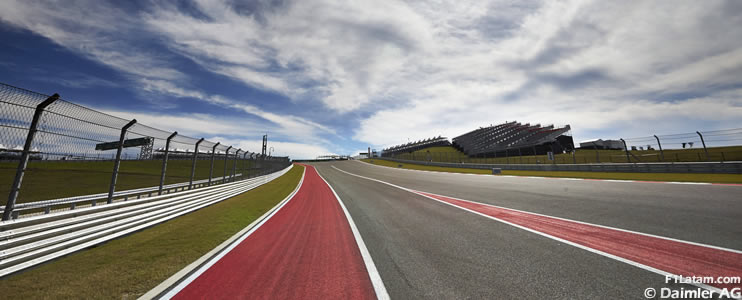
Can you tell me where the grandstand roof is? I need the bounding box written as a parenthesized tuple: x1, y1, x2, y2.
(382, 136, 451, 155)
(452, 121, 571, 155)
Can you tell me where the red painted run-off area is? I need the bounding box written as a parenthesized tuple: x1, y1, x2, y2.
(415, 191, 742, 291)
(174, 165, 376, 299)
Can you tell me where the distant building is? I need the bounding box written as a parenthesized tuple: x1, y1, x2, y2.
(579, 139, 623, 150)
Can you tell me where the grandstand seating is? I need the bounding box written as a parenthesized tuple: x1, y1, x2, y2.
(452, 122, 574, 157)
(382, 137, 451, 157)
(380, 122, 574, 158)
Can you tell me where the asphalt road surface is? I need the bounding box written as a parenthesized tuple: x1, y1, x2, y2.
(312, 160, 742, 299)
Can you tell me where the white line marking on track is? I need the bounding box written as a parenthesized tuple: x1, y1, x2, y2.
(160, 167, 307, 299)
(316, 167, 390, 300)
(331, 165, 742, 295)
(667, 182, 711, 185)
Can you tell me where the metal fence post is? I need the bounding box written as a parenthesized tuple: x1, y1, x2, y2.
(696, 131, 709, 161)
(208, 142, 220, 186)
(158, 131, 177, 195)
(550, 144, 556, 165)
(107, 119, 137, 204)
(223, 146, 232, 184)
(232, 149, 240, 182)
(242, 152, 248, 179)
(255, 153, 262, 175)
(620, 138, 630, 163)
(253, 153, 258, 176)
(654, 135, 664, 162)
(189, 138, 204, 189)
(2, 94, 60, 221)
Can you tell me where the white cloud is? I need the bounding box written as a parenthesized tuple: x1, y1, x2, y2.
(0, 0, 184, 81)
(96, 108, 335, 159)
(208, 137, 336, 160)
(140, 0, 433, 112)
(353, 0, 742, 148)
(137, 79, 336, 144)
(98, 108, 258, 138)
(2, 0, 742, 155)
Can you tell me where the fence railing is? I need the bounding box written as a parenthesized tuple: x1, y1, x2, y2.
(0, 82, 290, 220)
(386, 129, 742, 166)
(379, 157, 742, 174)
(0, 165, 293, 278)
(0, 173, 239, 219)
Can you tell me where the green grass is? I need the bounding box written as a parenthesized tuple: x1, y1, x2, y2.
(0, 164, 304, 299)
(362, 158, 742, 184)
(392, 145, 742, 165)
(0, 158, 257, 204)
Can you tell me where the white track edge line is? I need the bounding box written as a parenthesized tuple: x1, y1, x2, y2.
(331, 165, 737, 295)
(315, 166, 390, 300)
(152, 165, 305, 300)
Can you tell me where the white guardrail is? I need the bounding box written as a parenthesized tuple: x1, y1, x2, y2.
(1, 173, 244, 219)
(0, 165, 293, 278)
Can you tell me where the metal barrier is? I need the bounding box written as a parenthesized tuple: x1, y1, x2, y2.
(0, 165, 293, 278)
(0, 173, 242, 220)
(380, 158, 742, 174)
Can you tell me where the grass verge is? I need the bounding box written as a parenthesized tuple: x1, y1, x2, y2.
(362, 159, 742, 184)
(0, 164, 304, 299)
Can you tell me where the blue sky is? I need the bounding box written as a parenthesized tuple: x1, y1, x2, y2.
(1, 0, 741, 158)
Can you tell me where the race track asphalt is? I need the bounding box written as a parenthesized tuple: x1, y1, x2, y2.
(311, 160, 742, 299)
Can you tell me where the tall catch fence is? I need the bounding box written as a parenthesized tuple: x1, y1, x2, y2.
(0, 83, 290, 220)
(387, 129, 742, 165)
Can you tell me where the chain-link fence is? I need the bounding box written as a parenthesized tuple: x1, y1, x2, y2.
(386, 129, 742, 165)
(1, 82, 290, 220)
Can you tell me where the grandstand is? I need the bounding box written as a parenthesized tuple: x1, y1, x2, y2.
(382, 136, 451, 157)
(452, 121, 574, 157)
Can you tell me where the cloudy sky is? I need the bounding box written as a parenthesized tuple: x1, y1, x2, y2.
(1, 0, 741, 158)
